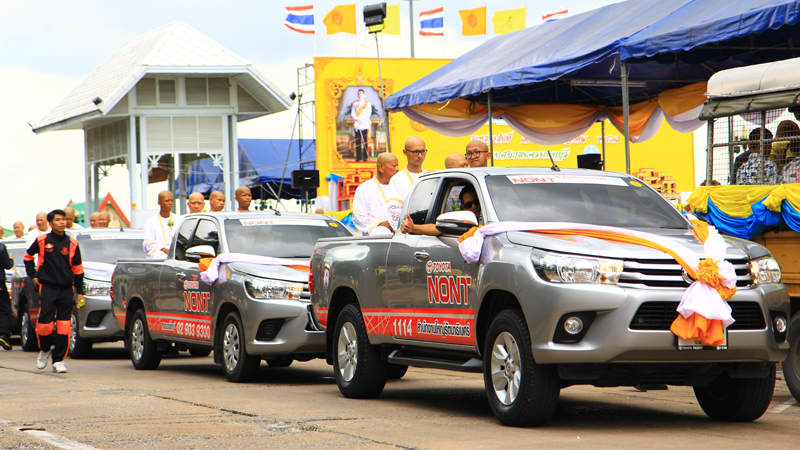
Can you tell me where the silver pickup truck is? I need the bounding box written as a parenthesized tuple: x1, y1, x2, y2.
(311, 168, 790, 426)
(112, 212, 351, 382)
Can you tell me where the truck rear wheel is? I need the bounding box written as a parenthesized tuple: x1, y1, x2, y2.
(694, 364, 775, 422)
(130, 309, 161, 370)
(20, 304, 39, 352)
(333, 303, 388, 398)
(782, 313, 800, 402)
(221, 311, 260, 382)
(484, 309, 560, 427)
(69, 309, 93, 359)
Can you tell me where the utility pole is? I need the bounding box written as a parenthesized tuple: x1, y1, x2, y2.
(404, 0, 418, 57)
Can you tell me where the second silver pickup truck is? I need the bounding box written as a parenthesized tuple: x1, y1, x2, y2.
(311, 168, 790, 426)
(112, 212, 351, 382)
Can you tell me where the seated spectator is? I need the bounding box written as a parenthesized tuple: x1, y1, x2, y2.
(772, 120, 800, 169)
(736, 128, 778, 185)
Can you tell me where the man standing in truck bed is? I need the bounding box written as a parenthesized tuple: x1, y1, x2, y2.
(23, 209, 85, 373)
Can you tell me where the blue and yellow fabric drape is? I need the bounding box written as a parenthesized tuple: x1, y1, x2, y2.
(686, 185, 800, 239)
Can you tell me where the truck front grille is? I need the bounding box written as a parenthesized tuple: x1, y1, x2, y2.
(620, 258, 751, 290)
(629, 301, 766, 330)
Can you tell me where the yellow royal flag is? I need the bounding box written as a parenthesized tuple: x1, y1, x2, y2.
(384, 4, 401, 35)
(459, 6, 486, 36)
(492, 7, 526, 35)
(324, 4, 357, 35)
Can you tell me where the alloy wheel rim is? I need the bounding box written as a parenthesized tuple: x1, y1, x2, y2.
(337, 322, 358, 382)
(490, 331, 522, 406)
(131, 319, 145, 361)
(223, 323, 240, 373)
(70, 314, 77, 351)
(21, 313, 29, 346)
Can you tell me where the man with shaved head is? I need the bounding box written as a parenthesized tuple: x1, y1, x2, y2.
(235, 186, 252, 212)
(465, 140, 491, 168)
(388, 137, 429, 226)
(352, 152, 400, 236)
(445, 153, 469, 169)
(13, 221, 25, 238)
(63, 206, 83, 229)
(209, 191, 225, 212)
(187, 192, 206, 214)
(98, 211, 111, 228)
(88, 212, 100, 228)
(26, 212, 50, 247)
(142, 190, 181, 259)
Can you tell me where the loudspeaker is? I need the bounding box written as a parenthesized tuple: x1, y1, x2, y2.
(577, 154, 603, 170)
(291, 170, 320, 189)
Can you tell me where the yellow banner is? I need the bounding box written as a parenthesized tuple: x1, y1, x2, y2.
(459, 6, 486, 36)
(384, 4, 401, 35)
(324, 4, 357, 35)
(493, 7, 526, 35)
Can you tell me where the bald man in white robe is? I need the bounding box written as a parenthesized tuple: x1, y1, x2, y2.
(352, 153, 401, 236)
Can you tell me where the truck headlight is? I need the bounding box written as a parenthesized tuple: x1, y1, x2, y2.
(245, 276, 304, 300)
(531, 250, 623, 284)
(750, 256, 781, 284)
(84, 279, 111, 296)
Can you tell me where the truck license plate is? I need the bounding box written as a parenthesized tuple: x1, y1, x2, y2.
(677, 329, 727, 351)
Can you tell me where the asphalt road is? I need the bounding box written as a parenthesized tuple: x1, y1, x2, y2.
(1, 341, 799, 450)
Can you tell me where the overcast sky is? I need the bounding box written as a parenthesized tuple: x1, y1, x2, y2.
(0, 0, 635, 229)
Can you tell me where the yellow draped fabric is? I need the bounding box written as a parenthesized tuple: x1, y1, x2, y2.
(405, 83, 707, 139)
(763, 184, 800, 212)
(687, 185, 777, 217)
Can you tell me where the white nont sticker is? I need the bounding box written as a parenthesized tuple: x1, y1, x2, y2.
(239, 218, 327, 227)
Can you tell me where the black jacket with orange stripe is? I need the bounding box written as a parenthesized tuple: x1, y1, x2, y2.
(23, 233, 85, 295)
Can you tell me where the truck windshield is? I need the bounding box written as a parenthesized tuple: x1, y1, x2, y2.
(225, 219, 352, 258)
(485, 175, 689, 229)
(76, 235, 146, 263)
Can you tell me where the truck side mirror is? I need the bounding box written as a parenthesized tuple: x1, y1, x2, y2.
(435, 211, 478, 236)
(185, 245, 216, 263)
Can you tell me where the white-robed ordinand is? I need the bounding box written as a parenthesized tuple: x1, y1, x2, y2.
(388, 167, 429, 228)
(352, 177, 402, 236)
(143, 213, 181, 259)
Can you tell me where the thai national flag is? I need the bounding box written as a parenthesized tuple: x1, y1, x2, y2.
(285, 5, 314, 34)
(419, 6, 444, 36)
(542, 9, 568, 23)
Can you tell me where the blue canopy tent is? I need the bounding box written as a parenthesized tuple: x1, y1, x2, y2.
(385, 0, 800, 172)
(187, 138, 316, 200)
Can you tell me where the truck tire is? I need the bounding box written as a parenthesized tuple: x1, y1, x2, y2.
(782, 313, 800, 402)
(387, 364, 409, 380)
(694, 364, 775, 422)
(130, 309, 161, 370)
(20, 304, 39, 352)
(333, 303, 388, 398)
(69, 309, 93, 359)
(484, 309, 560, 427)
(221, 311, 260, 382)
(188, 348, 212, 357)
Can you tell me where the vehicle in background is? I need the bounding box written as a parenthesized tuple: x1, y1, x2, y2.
(4, 239, 28, 341)
(112, 212, 352, 382)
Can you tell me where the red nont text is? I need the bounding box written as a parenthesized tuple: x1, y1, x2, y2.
(427, 276, 472, 305)
(184, 291, 210, 313)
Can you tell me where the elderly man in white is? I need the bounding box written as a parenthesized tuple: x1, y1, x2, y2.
(143, 191, 181, 259)
(352, 153, 401, 236)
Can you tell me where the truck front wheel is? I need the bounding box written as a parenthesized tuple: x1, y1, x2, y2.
(20, 304, 39, 352)
(333, 303, 388, 398)
(693, 364, 775, 422)
(484, 309, 560, 427)
(221, 311, 260, 382)
(130, 309, 161, 370)
(69, 308, 93, 359)
(782, 313, 800, 402)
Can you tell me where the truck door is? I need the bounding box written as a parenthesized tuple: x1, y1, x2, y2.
(409, 177, 482, 347)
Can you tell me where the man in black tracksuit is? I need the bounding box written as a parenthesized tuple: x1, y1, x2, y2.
(23, 209, 85, 373)
(0, 242, 14, 350)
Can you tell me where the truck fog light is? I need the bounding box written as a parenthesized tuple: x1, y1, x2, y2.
(775, 316, 787, 334)
(564, 317, 584, 335)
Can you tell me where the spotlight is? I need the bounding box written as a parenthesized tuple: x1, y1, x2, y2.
(363, 3, 387, 34)
(289, 92, 297, 101)
(92, 97, 103, 105)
